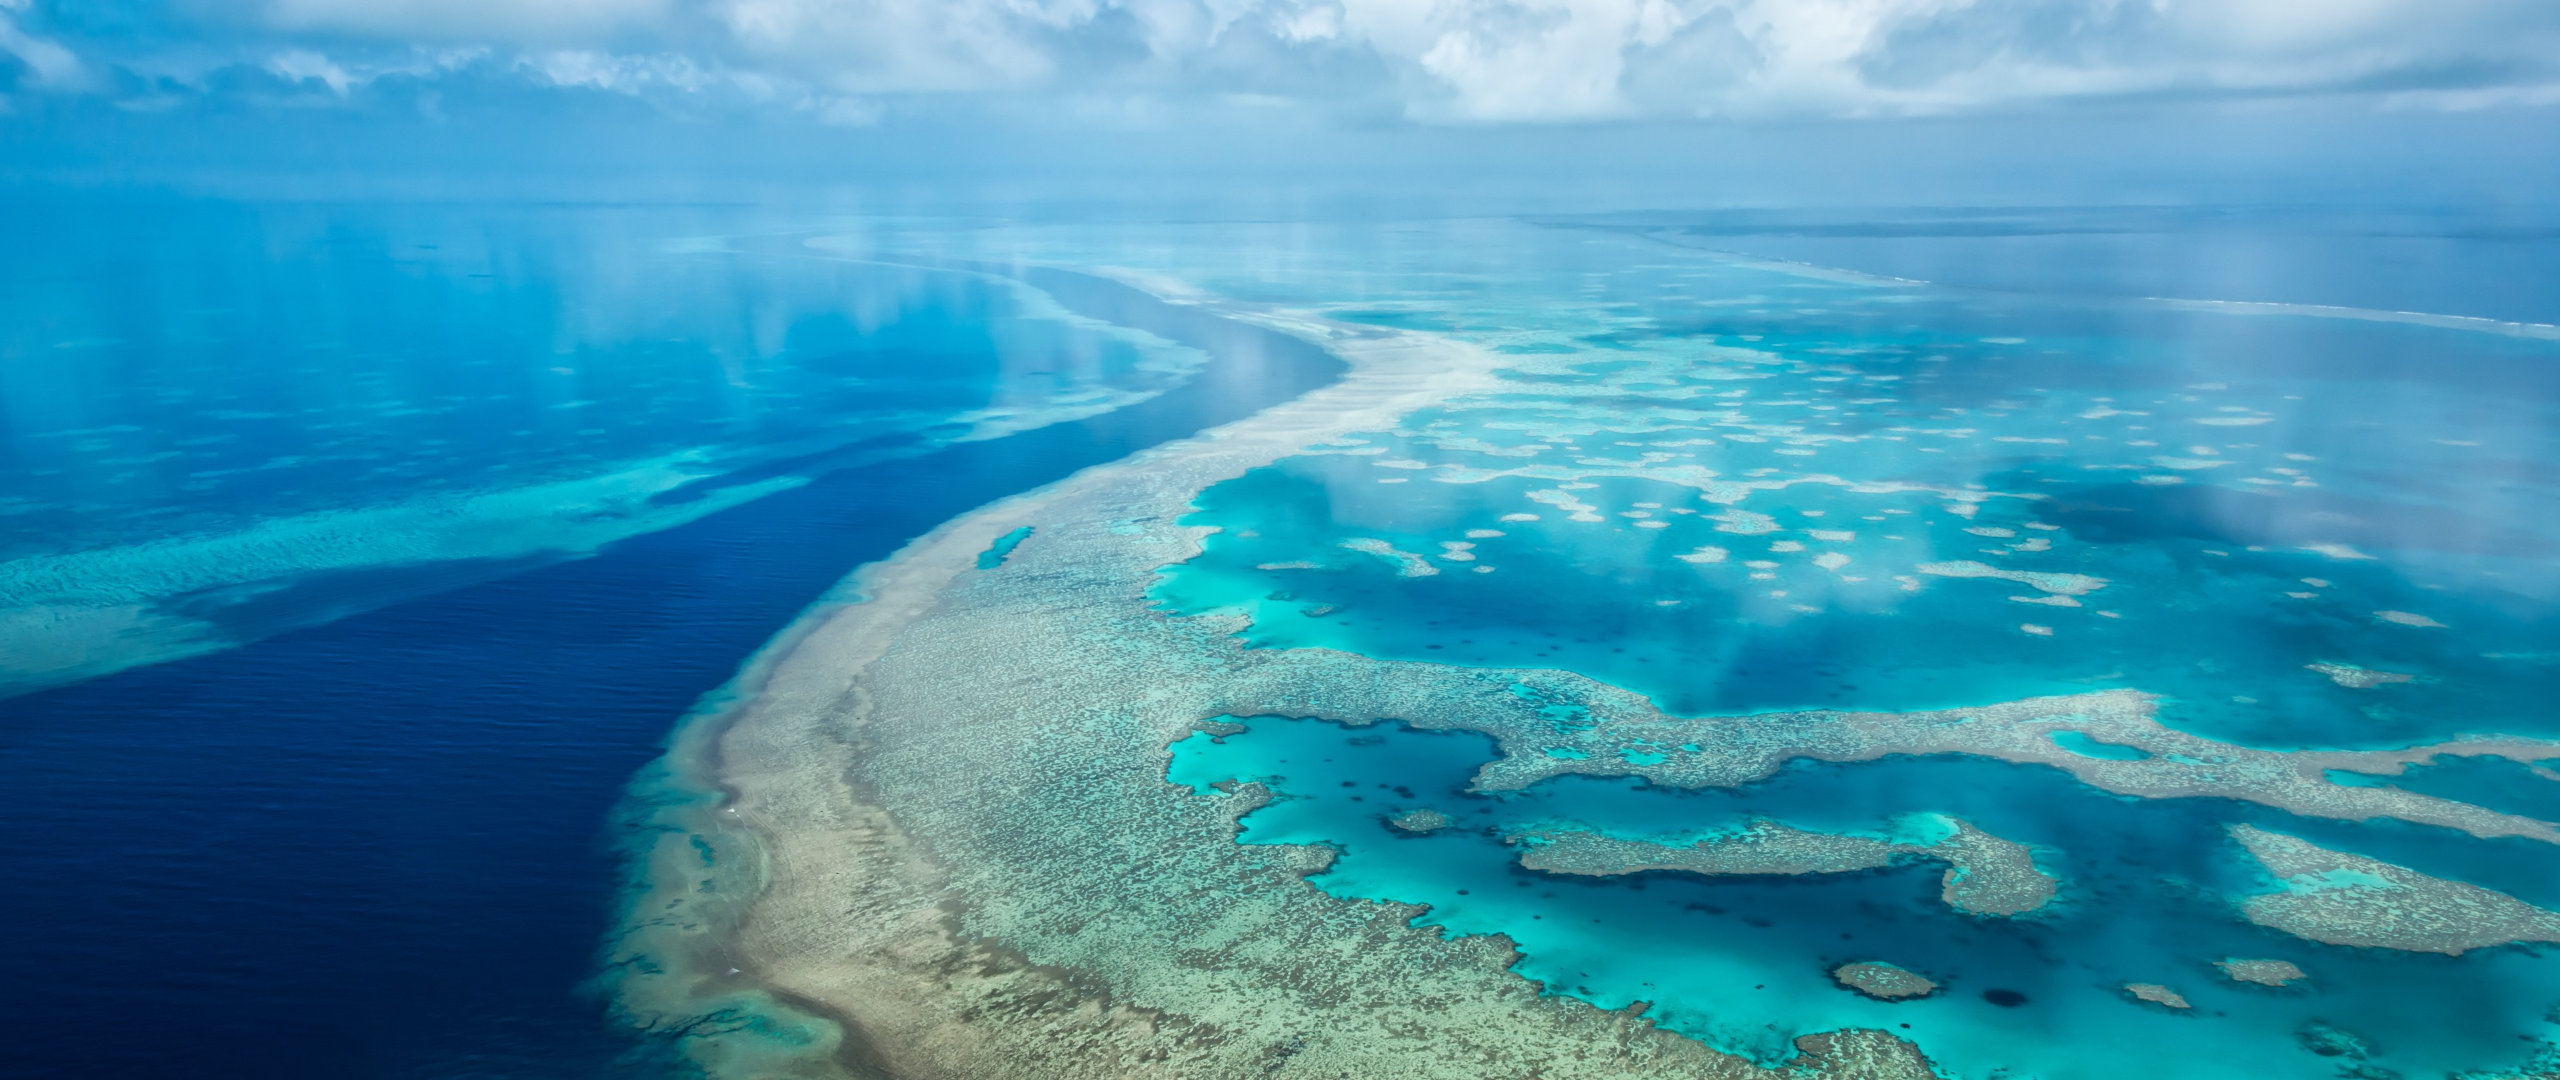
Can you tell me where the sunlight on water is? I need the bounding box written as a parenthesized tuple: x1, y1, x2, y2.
(0, 204, 1205, 695)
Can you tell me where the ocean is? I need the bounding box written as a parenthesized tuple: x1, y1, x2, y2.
(0, 200, 1336, 1079)
(6, 197, 2558, 1078)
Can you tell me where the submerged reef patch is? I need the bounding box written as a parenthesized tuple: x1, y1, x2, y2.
(1215, 669, 2560, 844)
(1913, 560, 2109, 597)
(1511, 813, 2055, 917)
(2123, 982, 2192, 1010)
(1390, 807, 1454, 833)
(2231, 825, 2560, 954)
(1927, 817, 2058, 916)
(2216, 958, 2309, 987)
(1831, 962, 1939, 1001)
(1339, 537, 1440, 577)
(2296, 1020, 2378, 1062)
(2307, 662, 2414, 689)
(1516, 820, 1900, 878)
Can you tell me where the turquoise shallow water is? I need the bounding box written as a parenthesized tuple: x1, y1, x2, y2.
(1151, 288, 2560, 750)
(19, 204, 2560, 1077)
(1131, 219, 2560, 1078)
(1171, 717, 2560, 1079)
(0, 202, 1207, 694)
(0, 201, 1344, 1079)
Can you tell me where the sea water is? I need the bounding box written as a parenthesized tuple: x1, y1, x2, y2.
(11, 201, 2560, 1079)
(0, 198, 1338, 1080)
(1170, 714, 2560, 1078)
(1132, 217, 2560, 1078)
(0, 199, 1210, 695)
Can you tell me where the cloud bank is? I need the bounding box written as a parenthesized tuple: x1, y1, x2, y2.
(6, 0, 2560, 124)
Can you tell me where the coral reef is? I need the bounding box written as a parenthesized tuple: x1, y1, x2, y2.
(2124, 983, 2191, 1009)
(1389, 808, 1453, 833)
(1832, 963, 1940, 1001)
(2232, 826, 2560, 954)
(1510, 813, 2056, 917)
(2215, 958, 2308, 987)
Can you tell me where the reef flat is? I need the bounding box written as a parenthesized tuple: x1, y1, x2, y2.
(1212, 675, 2560, 843)
(1505, 824, 1894, 880)
(1515, 820, 1901, 878)
(2306, 663, 2415, 689)
(1830, 963, 1938, 1001)
(2123, 983, 2192, 1009)
(610, 313, 1945, 1080)
(2231, 825, 2560, 954)
(1928, 817, 2059, 916)
(1511, 813, 2055, 917)
(2216, 958, 2309, 987)
(1388, 808, 1454, 833)
(606, 248, 2560, 1080)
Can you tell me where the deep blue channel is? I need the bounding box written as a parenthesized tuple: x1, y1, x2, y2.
(0, 264, 1342, 1080)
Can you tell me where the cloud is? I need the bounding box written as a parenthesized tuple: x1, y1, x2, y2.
(266, 48, 353, 94)
(1345, 0, 2560, 119)
(11, 0, 2560, 122)
(1, 0, 85, 90)
(261, 0, 673, 42)
(713, 0, 1074, 92)
(524, 49, 716, 94)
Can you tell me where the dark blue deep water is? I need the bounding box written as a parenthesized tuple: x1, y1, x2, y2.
(0, 207, 1340, 1079)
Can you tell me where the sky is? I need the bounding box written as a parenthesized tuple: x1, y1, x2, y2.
(4, 0, 2560, 206)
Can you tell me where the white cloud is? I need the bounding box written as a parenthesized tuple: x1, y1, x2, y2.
(230, 44, 493, 99)
(267, 49, 354, 94)
(22, 0, 2560, 120)
(2383, 82, 2560, 112)
(526, 49, 716, 93)
(1331, 0, 2560, 119)
(262, 0, 673, 41)
(1, 0, 85, 89)
(715, 0, 1069, 92)
(1392, 0, 1681, 120)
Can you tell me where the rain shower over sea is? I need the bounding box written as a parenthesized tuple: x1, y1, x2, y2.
(7, 200, 2560, 1080)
